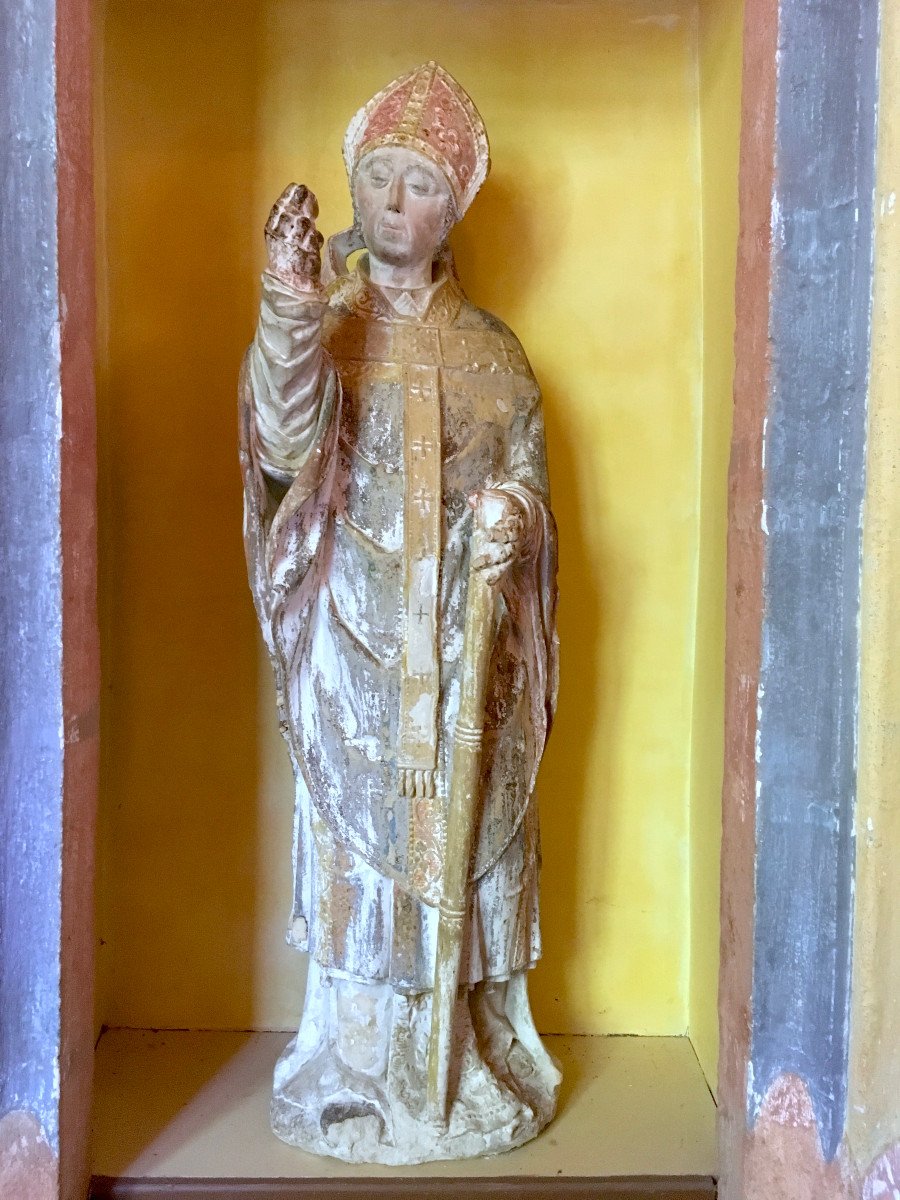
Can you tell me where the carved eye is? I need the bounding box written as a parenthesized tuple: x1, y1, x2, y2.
(408, 173, 435, 196)
(364, 160, 391, 188)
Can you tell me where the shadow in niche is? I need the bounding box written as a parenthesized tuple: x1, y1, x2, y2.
(97, 0, 271, 1153)
(454, 172, 625, 1074)
(92, 1032, 260, 1177)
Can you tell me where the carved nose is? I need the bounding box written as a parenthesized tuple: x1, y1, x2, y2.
(387, 178, 404, 213)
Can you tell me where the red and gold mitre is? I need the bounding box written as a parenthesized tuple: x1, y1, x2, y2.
(343, 62, 490, 217)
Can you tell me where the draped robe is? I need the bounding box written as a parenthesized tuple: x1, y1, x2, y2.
(240, 259, 558, 995)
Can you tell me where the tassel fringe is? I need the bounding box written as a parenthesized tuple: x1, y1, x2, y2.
(399, 766, 437, 799)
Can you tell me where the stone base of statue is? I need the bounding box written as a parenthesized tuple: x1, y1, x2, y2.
(270, 962, 561, 1165)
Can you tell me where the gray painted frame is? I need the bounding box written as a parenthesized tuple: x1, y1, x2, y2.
(0, 0, 67, 1156)
(1, 0, 97, 1196)
(748, 0, 879, 1162)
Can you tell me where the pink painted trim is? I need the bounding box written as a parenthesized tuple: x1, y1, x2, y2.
(56, 0, 99, 1197)
(718, 0, 779, 1196)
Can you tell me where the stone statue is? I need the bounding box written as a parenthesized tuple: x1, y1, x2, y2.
(239, 62, 560, 1165)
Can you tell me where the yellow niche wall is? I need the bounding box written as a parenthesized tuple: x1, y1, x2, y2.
(96, 0, 742, 1084)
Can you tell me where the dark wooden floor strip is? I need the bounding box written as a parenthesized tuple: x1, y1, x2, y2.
(91, 1174, 717, 1199)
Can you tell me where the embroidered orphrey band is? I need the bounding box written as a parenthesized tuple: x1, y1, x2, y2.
(396, 62, 437, 140)
(398, 360, 442, 800)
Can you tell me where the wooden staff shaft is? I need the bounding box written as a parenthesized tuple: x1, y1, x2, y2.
(427, 556, 495, 1125)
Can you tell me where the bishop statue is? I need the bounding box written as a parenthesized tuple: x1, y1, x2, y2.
(239, 62, 560, 1164)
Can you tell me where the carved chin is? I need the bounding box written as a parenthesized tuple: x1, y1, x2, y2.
(370, 240, 412, 266)
(365, 229, 441, 269)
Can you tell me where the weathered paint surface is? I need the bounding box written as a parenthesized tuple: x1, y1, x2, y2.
(745, 1074, 856, 1200)
(0, 1112, 57, 1200)
(0, 0, 65, 1161)
(748, 0, 879, 1162)
(717, 0, 776, 1195)
(1, 0, 97, 1197)
(56, 0, 99, 1192)
(863, 1147, 900, 1200)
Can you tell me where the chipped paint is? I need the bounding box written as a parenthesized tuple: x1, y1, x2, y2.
(745, 0, 879, 1172)
(746, 1074, 855, 1200)
(0, 1112, 57, 1200)
(863, 1145, 900, 1200)
(0, 0, 65, 1161)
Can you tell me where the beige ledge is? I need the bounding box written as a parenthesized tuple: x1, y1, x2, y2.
(91, 1029, 716, 1192)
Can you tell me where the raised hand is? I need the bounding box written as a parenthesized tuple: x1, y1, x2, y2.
(265, 183, 325, 294)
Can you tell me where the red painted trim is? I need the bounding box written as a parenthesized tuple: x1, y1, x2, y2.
(56, 0, 99, 1197)
(717, 0, 778, 1197)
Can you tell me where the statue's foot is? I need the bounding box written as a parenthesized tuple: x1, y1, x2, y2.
(322, 1110, 386, 1157)
(272, 1039, 393, 1157)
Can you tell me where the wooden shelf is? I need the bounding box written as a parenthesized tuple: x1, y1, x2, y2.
(90, 1030, 716, 1198)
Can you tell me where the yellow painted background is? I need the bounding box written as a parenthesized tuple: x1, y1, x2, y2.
(690, 0, 743, 1087)
(847, 0, 900, 1171)
(96, 0, 742, 1062)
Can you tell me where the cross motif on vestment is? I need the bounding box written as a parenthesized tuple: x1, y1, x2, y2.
(411, 438, 434, 458)
(413, 487, 431, 515)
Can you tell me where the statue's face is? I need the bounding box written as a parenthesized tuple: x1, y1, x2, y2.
(354, 147, 454, 270)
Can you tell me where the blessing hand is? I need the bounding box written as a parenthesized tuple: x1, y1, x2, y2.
(469, 489, 527, 586)
(265, 183, 325, 296)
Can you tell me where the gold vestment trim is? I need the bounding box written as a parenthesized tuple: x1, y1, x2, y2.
(399, 360, 442, 791)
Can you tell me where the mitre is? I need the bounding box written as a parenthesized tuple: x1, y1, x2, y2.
(343, 61, 491, 217)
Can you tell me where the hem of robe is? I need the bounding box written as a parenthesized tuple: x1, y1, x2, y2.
(293, 957, 542, 996)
